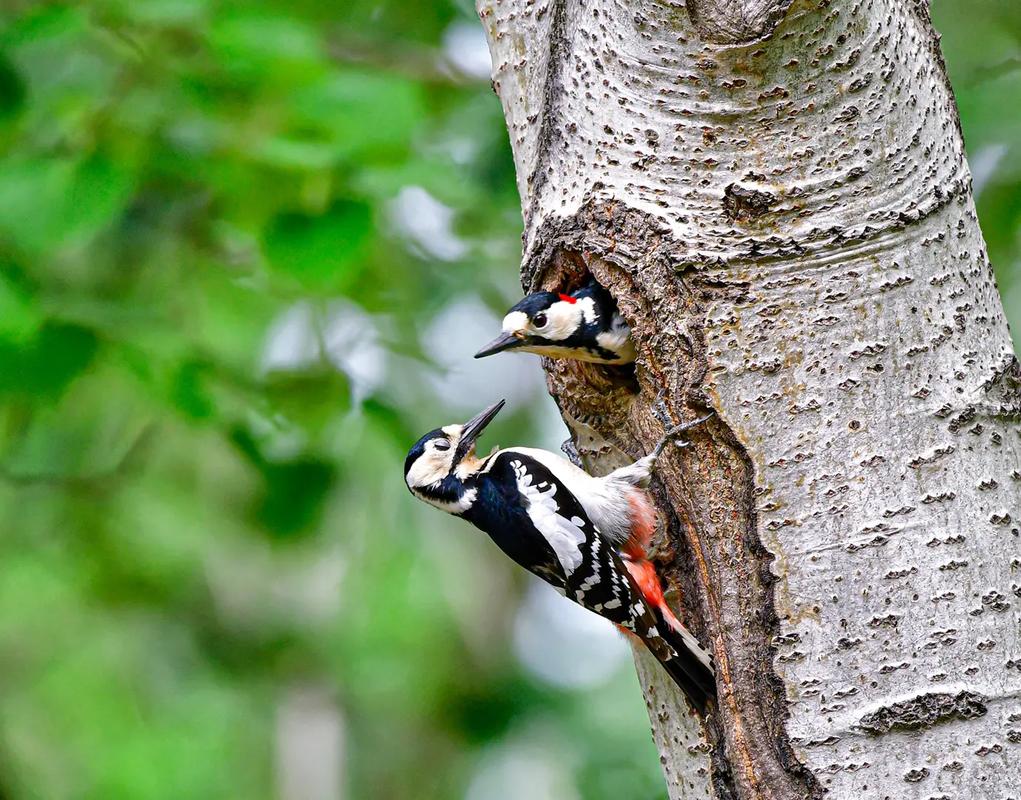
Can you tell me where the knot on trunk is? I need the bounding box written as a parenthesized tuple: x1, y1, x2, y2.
(857, 691, 989, 735)
(685, 0, 795, 44)
(723, 183, 778, 222)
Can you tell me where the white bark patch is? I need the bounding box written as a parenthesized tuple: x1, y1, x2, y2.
(706, 194, 1021, 796)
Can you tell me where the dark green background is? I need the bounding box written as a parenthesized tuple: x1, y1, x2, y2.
(0, 1, 1018, 798)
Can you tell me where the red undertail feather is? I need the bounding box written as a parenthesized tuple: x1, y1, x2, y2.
(623, 490, 657, 559)
(622, 559, 688, 636)
(620, 490, 689, 637)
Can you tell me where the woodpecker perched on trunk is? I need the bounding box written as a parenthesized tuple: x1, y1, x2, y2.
(404, 400, 715, 711)
(475, 278, 636, 364)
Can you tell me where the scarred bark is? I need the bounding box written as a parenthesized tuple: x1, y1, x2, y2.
(478, 1, 1021, 799)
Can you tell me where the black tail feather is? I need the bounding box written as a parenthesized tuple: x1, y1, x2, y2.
(654, 644, 716, 715)
(642, 614, 716, 714)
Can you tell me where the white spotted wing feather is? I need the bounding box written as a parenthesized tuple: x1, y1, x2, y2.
(510, 458, 587, 575)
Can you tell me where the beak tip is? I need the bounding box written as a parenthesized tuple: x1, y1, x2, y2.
(456, 399, 506, 458)
(475, 332, 521, 359)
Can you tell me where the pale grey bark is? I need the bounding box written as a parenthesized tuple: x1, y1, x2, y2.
(477, 1, 1021, 799)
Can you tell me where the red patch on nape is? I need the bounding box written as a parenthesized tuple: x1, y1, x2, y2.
(557, 293, 577, 304)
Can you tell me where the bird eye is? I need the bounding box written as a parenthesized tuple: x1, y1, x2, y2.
(433, 439, 451, 451)
(533, 312, 548, 328)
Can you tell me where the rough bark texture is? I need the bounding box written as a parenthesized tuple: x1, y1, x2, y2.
(478, 0, 1021, 798)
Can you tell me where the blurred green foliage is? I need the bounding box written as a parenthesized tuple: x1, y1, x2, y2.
(0, 1, 1017, 798)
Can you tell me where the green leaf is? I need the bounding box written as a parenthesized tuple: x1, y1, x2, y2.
(0, 53, 27, 121)
(0, 267, 40, 344)
(64, 155, 134, 244)
(0, 321, 97, 399)
(263, 367, 351, 432)
(171, 359, 215, 421)
(291, 71, 425, 161)
(207, 11, 325, 82)
(0, 364, 148, 481)
(256, 456, 336, 539)
(248, 135, 338, 171)
(229, 427, 337, 539)
(0, 155, 133, 256)
(262, 199, 372, 289)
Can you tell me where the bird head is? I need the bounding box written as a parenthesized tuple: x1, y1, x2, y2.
(404, 400, 505, 511)
(474, 292, 590, 359)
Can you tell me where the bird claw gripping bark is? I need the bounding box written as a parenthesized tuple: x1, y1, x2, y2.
(652, 388, 674, 429)
(651, 412, 715, 462)
(560, 437, 583, 467)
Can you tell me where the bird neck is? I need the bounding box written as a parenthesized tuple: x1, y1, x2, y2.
(454, 452, 487, 481)
(415, 471, 480, 515)
(575, 282, 615, 325)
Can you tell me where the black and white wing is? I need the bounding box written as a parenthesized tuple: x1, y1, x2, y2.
(486, 451, 715, 711)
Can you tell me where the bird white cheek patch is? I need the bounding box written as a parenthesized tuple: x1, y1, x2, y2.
(406, 449, 453, 489)
(501, 311, 528, 334)
(544, 302, 582, 341)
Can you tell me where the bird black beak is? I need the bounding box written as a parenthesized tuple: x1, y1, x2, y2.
(474, 332, 524, 359)
(456, 399, 505, 461)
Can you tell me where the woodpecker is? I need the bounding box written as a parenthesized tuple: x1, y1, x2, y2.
(404, 400, 715, 711)
(476, 277, 671, 617)
(475, 278, 636, 364)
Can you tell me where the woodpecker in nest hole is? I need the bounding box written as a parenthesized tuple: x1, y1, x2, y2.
(475, 278, 635, 365)
(404, 400, 715, 711)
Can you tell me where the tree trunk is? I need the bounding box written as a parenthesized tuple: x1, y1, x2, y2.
(477, 1, 1021, 798)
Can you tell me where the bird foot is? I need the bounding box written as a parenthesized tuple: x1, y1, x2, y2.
(650, 412, 715, 460)
(652, 388, 674, 428)
(560, 438, 583, 468)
